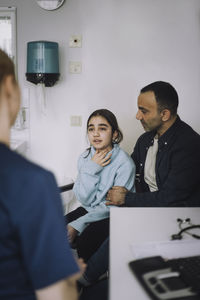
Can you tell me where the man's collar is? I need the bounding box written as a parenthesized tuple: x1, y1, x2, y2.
(158, 115, 180, 147)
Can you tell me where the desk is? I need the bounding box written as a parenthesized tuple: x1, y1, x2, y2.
(109, 207, 200, 300)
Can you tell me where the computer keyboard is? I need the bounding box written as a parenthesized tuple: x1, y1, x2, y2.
(129, 255, 200, 300)
(168, 256, 200, 292)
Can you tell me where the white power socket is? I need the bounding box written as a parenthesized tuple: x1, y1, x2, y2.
(69, 35, 82, 48)
(69, 61, 82, 74)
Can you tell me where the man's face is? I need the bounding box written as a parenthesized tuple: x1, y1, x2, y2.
(136, 91, 163, 132)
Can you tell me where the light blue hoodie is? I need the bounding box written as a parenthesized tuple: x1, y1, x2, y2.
(69, 144, 135, 233)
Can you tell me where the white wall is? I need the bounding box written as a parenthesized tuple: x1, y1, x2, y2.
(1, 0, 200, 185)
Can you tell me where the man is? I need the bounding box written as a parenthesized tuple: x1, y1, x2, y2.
(0, 50, 81, 299)
(106, 81, 200, 207)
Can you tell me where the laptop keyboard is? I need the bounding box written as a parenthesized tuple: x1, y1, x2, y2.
(168, 255, 200, 292)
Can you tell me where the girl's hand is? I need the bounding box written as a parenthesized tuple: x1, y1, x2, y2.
(92, 149, 112, 167)
(67, 225, 78, 244)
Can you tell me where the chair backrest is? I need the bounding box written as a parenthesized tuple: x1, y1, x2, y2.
(59, 183, 74, 193)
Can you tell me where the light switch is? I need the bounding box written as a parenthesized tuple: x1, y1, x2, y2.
(70, 115, 82, 127)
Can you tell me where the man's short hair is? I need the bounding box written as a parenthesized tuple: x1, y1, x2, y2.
(0, 49, 15, 85)
(141, 81, 179, 116)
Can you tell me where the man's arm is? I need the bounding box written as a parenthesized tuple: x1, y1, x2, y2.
(106, 136, 200, 207)
(106, 186, 128, 206)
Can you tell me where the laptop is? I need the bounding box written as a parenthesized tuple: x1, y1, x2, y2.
(129, 255, 200, 300)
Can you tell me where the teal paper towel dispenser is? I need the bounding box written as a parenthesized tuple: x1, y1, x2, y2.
(26, 41, 60, 87)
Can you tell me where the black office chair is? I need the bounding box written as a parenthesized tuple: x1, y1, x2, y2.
(59, 182, 74, 193)
(59, 182, 76, 220)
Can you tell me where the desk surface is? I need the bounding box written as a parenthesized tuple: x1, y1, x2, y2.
(109, 207, 200, 300)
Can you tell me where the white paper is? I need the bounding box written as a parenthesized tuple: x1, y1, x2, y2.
(130, 239, 200, 260)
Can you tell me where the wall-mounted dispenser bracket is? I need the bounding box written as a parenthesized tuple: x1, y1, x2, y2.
(26, 73, 60, 87)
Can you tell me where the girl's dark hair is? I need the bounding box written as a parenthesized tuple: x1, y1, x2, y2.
(85, 109, 123, 157)
(87, 109, 123, 144)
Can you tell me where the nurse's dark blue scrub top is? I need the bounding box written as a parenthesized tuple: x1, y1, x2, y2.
(0, 143, 79, 299)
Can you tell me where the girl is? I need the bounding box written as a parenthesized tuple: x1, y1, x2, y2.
(66, 109, 135, 261)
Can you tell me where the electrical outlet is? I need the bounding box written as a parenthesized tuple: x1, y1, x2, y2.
(70, 115, 82, 127)
(69, 61, 82, 74)
(69, 35, 82, 48)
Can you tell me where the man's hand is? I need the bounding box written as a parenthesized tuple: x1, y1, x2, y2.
(106, 186, 128, 206)
(77, 258, 87, 276)
(67, 225, 78, 244)
(92, 149, 112, 167)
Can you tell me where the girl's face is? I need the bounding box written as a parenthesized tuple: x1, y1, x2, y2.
(87, 116, 117, 151)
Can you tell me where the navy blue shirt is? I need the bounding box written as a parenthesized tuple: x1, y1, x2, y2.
(0, 143, 79, 299)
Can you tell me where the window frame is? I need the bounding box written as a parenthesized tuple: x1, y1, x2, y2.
(0, 7, 17, 68)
